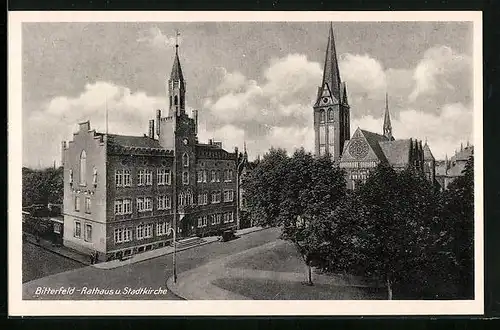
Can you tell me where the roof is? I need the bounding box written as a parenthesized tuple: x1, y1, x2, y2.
(170, 50, 185, 85)
(379, 139, 412, 166)
(423, 143, 435, 160)
(360, 129, 390, 163)
(451, 145, 473, 162)
(107, 134, 164, 149)
(321, 24, 342, 101)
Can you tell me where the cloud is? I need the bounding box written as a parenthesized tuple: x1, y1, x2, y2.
(24, 82, 166, 167)
(339, 53, 387, 99)
(137, 27, 181, 49)
(409, 45, 472, 102)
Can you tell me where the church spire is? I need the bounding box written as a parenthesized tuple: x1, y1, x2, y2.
(168, 30, 186, 117)
(321, 23, 342, 101)
(383, 92, 393, 140)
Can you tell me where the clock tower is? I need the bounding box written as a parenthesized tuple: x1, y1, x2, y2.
(313, 24, 350, 163)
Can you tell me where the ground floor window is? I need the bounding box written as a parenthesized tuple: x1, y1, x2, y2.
(54, 223, 61, 234)
(74, 221, 81, 238)
(114, 227, 132, 244)
(84, 223, 92, 242)
(157, 222, 171, 236)
(137, 223, 153, 240)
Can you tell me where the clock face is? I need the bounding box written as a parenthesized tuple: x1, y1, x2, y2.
(182, 138, 189, 145)
(348, 139, 369, 159)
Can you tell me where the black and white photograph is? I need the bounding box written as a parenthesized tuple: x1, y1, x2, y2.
(9, 11, 483, 316)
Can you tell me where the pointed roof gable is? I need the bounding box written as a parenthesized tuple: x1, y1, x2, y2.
(423, 143, 435, 160)
(340, 128, 389, 163)
(360, 129, 390, 162)
(321, 23, 342, 101)
(383, 92, 393, 140)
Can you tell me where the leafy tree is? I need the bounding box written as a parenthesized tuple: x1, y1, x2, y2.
(440, 155, 474, 298)
(22, 166, 63, 207)
(243, 148, 289, 227)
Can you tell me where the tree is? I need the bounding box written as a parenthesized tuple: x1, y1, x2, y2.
(440, 155, 474, 298)
(243, 148, 289, 227)
(22, 166, 63, 207)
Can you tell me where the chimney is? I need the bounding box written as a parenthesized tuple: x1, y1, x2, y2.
(61, 141, 66, 167)
(193, 110, 198, 135)
(209, 139, 213, 145)
(156, 109, 161, 137)
(148, 119, 155, 139)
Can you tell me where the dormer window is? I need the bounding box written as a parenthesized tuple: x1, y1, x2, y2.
(79, 150, 87, 186)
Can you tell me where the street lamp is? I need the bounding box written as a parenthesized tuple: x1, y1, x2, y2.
(167, 209, 185, 285)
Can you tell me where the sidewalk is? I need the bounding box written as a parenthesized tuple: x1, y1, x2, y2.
(23, 233, 90, 265)
(93, 226, 266, 270)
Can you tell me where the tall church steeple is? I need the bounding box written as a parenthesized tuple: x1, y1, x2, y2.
(383, 92, 393, 140)
(313, 23, 350, 163)
(168, 31, 186, 117)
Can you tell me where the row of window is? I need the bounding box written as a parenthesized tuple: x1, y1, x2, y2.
(196, 169, 233, 183)
(197, 212, 234, 228)
(113, 190, 235, 215)
(74, 196, 92, 213)
(73, 221, 93, 242)
(114, 222, 173, 244)
(116, 168, 171, 187)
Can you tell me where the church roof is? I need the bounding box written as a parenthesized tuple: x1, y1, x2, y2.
(107, 134, 164, 149)
(379, 139, 412, 167)
(423, 143, 435, 160)
(360, 129, 390, 163)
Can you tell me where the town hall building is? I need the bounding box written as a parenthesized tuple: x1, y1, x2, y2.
(313, 24, 436, 189)
(61, 41, 238, 262)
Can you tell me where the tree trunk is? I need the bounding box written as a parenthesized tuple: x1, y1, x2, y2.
(386, 277, 393, 300)
(308, 264, 313, 286)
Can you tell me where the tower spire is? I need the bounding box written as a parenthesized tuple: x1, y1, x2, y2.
(168, 30, 185, 117)
(321, 23, 342, 100)
(383, 92, 393, 140)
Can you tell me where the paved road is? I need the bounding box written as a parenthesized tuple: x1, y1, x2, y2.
(22, 242, 85, 283)
(23, 227, 281, 300)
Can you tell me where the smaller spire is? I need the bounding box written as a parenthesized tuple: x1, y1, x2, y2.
(467, 140, 470, 148)
(383, 92, 393, 140)
(460, 142, 463, 152)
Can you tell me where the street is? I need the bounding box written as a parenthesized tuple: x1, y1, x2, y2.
(23, 227, 281, 300)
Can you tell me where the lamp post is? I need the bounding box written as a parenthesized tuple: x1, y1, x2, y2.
(166, 225, 177, 284)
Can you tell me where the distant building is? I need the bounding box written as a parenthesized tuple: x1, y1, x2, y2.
(236, 143, 257, 229)
(313, 24, 434, 189)
(435, 143, 473, 190)
(61, 41, 238, 262)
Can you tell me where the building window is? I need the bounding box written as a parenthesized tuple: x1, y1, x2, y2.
(69, 169, 73, 185)
(223, 212, 234, 224)
(224, 169, 233, 182)
(74, 196, 80, 211)
(182, 153, 189, 167)
(114, 228, 132, 244)
(157, 222, 171, 236)
(216, 214, 222, 224)
(182, 171, 189, 185)
(85, 197, 91, 214)
(203, 170, 207, 182)
(216, 170, 221, 182)
(158, 195, 171, 210)
(211, 170, 216, 182)
(123, 169, 131, 186)
(123, 199, 132, 214)
(211, 214, 216, 225)
(92, 167, 97, 187)
(137, 224, 153, 240)
(211, 191, 221, 204)
(319, 110, 325, 123)
(84, 224, 92, 242)
(197, 216, 208, 228)
(157, 168, 171, 185)
(54, 223, 62, 234)
(137, 197, 152, 212)
(114, 200, 123, 215)
(74, 221, 81, 238)
(197, 193, 203, 205)
(137, 198, 144, 212)
(178, 192, 186, 207)
(224, 190, 234, 202)
(197, 170, 203, 183)
(328, 107, 334, 121)
(115, 170, 123, 187)
(138, 169, 145, 186)
(79, 150, 87, 186)
(145, 169, 152, 185)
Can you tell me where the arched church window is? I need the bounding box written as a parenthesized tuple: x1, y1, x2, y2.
(79, 150, 87, 186)
(174, 95, 178, 106)
(319, 110, 325, 123)
(182, 153, 189, 167)
(328, 108, 334, 121)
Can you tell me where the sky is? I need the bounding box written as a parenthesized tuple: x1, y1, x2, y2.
(22, 21, 474, 168)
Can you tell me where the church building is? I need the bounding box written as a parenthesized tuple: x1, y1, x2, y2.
(313, 24, 435, 189)
(61, 40, 238, 262)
